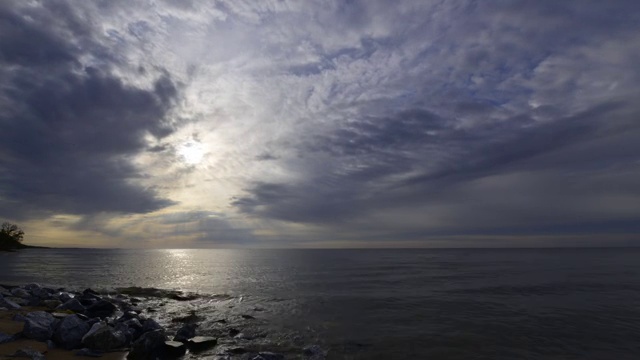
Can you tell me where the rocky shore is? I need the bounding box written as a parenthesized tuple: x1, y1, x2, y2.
(0, 284, 325, 360)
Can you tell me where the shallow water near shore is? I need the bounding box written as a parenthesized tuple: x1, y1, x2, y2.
(2, 247, 640, 359)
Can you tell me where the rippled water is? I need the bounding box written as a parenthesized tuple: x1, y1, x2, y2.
(2, 248, 640, 359)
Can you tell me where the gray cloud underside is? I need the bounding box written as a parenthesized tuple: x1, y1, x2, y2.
(231, 1, 640, 239)
(0, 2, 178, 218)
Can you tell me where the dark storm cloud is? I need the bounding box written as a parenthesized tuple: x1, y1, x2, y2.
(0, 2, 178, 218)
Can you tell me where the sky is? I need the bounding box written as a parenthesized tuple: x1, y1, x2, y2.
(1, 0, 639, 248)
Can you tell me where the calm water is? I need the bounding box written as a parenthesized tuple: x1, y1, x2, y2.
(2, 248, 640, 359)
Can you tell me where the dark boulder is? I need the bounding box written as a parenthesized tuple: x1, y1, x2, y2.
(0, 297, 21, 310)
(173, 323, 197, 343)
(23, 311, 56, 341)
(142, 318, 163, 333)
(187, 336, 217, 352)
(53, 314, 91, 350)
(86, 300, 117, 318)
(127, 329, 166, 360)
(164, 341, 187, 358)
(11, 287, 30, 299)
(82, 322, 127, 351)
(57, 298, 86, 313)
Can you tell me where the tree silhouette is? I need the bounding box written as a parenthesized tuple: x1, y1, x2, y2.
(0, 222, 25, 249)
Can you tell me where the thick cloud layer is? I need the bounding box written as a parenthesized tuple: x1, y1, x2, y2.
(1, 1, 639, 247)
(0, 2, 177, 218)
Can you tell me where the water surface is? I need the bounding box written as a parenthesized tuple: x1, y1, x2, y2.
(1, 248, 640, 359)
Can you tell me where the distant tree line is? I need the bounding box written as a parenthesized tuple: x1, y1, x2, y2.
(0, 222, 27, 250)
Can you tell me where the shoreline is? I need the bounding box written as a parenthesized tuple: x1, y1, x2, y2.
(0, 283, 325, 360)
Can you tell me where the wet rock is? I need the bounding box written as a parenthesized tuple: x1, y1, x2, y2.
(253, 352, 285, 360)
(187, 336, 217, 352)
(75, 348, 104, 357)
(46, 340, 56, 349)
(11, 287, 31, 299)
(13, 313, 27, 322)
(42, 299, 62, 309)
(164, 341, 187, 357)
(228, 328, 240, 337)
(82, 322, 127, 351)
(10, 348, 45, 360)
(0, 285, 11, 297)
(141, 318, 163, 333)
(23, 311, 56, 341)
(241, 314, 255, 320)
(128, 329, 166, 360)
(86, 300, 117, 318)
(54, 314, 91, 350)
(57, 298, 86, 313)
(0, 297, 21, 310)
(173, 323, 197, 343)
(118, 311, 139, 322)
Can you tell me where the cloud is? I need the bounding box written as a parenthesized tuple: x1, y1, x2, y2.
(2, 0, 640, 247)
(0, 1, 179, 219)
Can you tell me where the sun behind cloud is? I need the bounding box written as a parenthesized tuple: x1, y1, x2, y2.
(177, 140, 205, 165)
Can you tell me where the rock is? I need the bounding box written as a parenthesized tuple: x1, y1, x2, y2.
(0, 331, 14, 344)
(228, 328, 240, 337)
(57, 292, 73, 303)
(164, 341, 186, 358)
(303, 345, 326, 359)
(54, 314, 91, 350)
(118, 311, 139, 322)
(241, 314, 255, 320)
(123, 318, 143, 340)
(11, 287, 31, 299)
(83, 288, 101, 296)
(42, 299, 62, 309)
(75, 348, 104, 357)
(6, 296, 29, 306)
(226, 347, 247, 354)
(253, 352, 285, 360)
(171, 311, 202, 324)
(86, 300, 117, 318)
(13, 313, 27, 322)
(187, 336, 217, 352)
(173, 323, 197, 343)
(0, 285, 11, 297)
(141, 318, 163, 333)
(10, 348, 45, 360)
(29, 285, 52, 299)
(57, 298, 86, 313)
(23, 311, 56, 341)
(127, 329, 166, 360)
(82, 322, 127, 351)
(0, 297, 21, 310)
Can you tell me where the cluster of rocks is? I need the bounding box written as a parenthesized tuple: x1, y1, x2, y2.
(1, 284, 326, 360)
(0, 284, 220, 359)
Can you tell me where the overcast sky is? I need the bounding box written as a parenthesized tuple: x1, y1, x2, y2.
(1, 0, 639, 248)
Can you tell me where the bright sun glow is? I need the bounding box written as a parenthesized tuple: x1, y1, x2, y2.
(178, 141, 205, 165)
